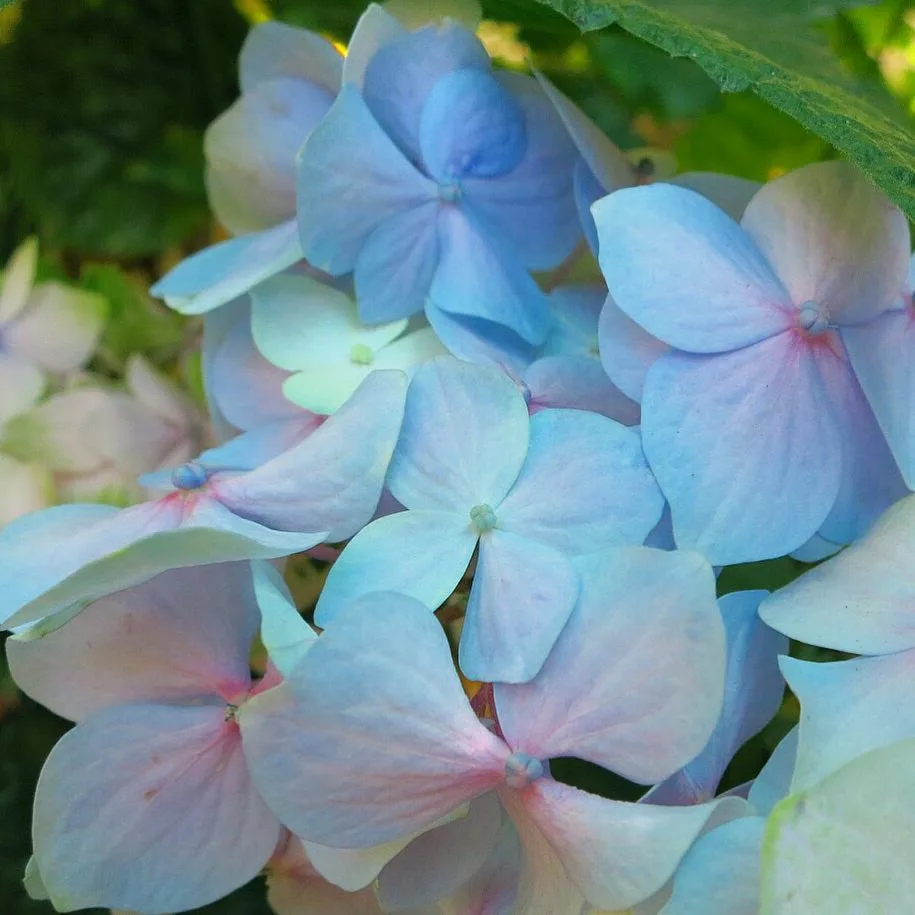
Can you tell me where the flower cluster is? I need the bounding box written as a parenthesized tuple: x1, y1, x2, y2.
(0, 240, 203, 523)
(5, 3, 915, 914)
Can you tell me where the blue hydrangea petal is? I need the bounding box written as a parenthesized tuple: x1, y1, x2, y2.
(361, 21, 490, 163)
(313, 509, 477, 627)
(150, 221, 302, 316)
(670, 172, 760, 222)
(642, 340, 844, 565)
(594, 184, 793, 353)
(760, 495, 915, 653)
(461, 73, 580, 271)
(296, 86, 436, 275)
(387, 356, 530, 512)
(354, 201, 441, 323)
(459, 531, 579, 684)
(497, 409, 662, 554)
(782, 653, 915, 792)
(661, 817, 764, 915)
(430, 207, 552, 345)
(419, 69, 525, 182)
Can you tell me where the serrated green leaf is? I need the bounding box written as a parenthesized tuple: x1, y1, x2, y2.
(534, 0, 915, 218)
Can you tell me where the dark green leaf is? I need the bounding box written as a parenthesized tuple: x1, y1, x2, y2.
(534, 0, 915, 218)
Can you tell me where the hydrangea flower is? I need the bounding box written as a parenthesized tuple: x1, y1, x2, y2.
(202, 295, 323, 454)
(295, 5, 579, 345)
(0, 371, 405, 634)
(761, 495, 915, 791)
(313, 356, 663, 682)
(251, 272, 445, 414)
(5, 564, 285, 913)
(439, 284, 641, 424)
(150, 22, 343, 315)
(240, 547, 736, 913)
(4, 355, 204, 505)
(594, 160, 911, 564)
(0, 237, 107, 389)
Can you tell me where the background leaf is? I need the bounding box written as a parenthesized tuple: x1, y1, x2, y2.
(533, 0, 915, 216)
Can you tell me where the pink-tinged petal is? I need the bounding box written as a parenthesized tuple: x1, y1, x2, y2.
(430, 207, 553, 345)
(782, 653, 915, 792)
(207, 299, 301, 432)
(296, 87, 436, 275)
(33, 703, 280, 914)
(239, 21, 342, 93)
(524, 356, 641, 425)
(0, 498, 321, 632)
(642, 336, 843, 565)
(843, 309, 915, 489)
(314, 509, 477, 627)
(239, 594, 508, 847)
(267, 838, 386, 915)
(508, 779, 742, 912)
(532, 71, 634, 196)
(0, 236, 38, 322)
(497, 409, 663, 554)
(461, 73, 581, 272)
(127, 353, 196, 429)
(217, 370, 407, 540)
(439, 818, 521, 915)
(0, 352, 45, 424)
(759, 495, 915, 653)
(387, 356, 530, 512)
(497, 794, 585, 915)
(496, 547, 725, 782)
(598, 293, 669, 404)
(206, 79, 334, 235)
(7, 563, 257, 721)
(811, 341, 907, 545)
(460, 531, 579, 684)
(594, 184, 792, 353)
(670, 173, 760, 222)
(6, 282, 106, 373)
(0, 453, 51, 527)
(741, 161, 910, 325)
(377, 793, 503, 910)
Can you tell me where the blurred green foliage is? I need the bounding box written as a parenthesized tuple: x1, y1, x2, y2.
(0, 0, 913, 912)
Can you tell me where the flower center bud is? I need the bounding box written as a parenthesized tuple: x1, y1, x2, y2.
(797, 301, 829, 336)
(438, 180, 462, 204)
(224, 703, 238, 723)
(171, 461, 209, 491)
(349, 343, 374, 366)
(470, 503, 497, 534)
(504, 752, 544, 789)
